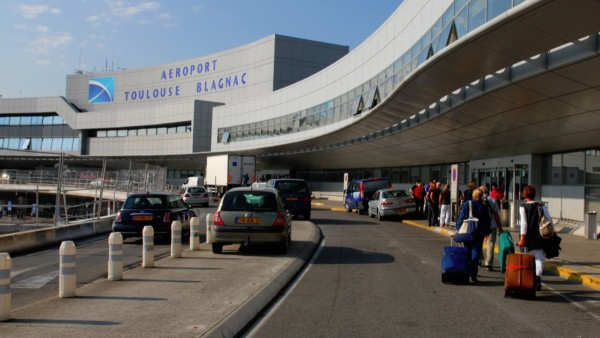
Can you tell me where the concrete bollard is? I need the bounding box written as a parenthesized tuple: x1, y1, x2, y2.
(0, 253, 11, 321)
(206, 213, 213, 244)
(59, 241, 76, 298)
(142, 226, 154, 268)
(108, 232, 123, 281)
(190, 217, 200, 251)
(171, 221, 182, 258)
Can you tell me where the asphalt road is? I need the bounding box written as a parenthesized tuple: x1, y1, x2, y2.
(9, 206, 215, 310)
(245, 209, 600, 337)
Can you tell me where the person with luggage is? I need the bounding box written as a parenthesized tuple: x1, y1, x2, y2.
(517, 185, 552, 291)
(455, 188, 491, 283)
(480, 185, 504, 271)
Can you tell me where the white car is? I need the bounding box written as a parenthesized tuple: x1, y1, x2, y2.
(367, 188, 416, 221)
(181, 186, 210, 207)
(251, 182, 267, 189)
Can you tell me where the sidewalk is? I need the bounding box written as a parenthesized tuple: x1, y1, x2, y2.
(0, 221, 321, 337)
(312, 198, 600, 290)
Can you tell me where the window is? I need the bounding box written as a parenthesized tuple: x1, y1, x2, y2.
(157, 127, 167, 135)
(98, 130, 107, 137)
(9, 116, 20, 125)
(487, 0, 511, 21)
(563, 152, 584, 185)
(468, 0, 486, 33)
(117, 129, 128, 137)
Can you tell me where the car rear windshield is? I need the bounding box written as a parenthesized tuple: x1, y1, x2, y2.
(124, 196, 165, 209)
(383, 190, 408, 198)
(274, 180, 309, 193)
(221, 192, 278, 212)
(363, 179, 391, 192)
(187, 187, 206, 193)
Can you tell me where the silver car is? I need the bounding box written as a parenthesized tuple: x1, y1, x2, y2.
(181, 186, 210, 207)
(367, 188, 416, 221)
(210, 187, 292, 254)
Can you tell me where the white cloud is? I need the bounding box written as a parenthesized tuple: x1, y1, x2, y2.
(86, 15, 100, 22)
(35, 58, 51, 66)
(30, 34, 73, 54)
(12, 23, 49, 33)
(36, 25, 49, 33)
(19, 4, 61, 19)
(107, 1, 160, 18)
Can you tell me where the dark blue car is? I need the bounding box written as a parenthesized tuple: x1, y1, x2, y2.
(344, 177, 392, 215)
(266, 178, 312, 220)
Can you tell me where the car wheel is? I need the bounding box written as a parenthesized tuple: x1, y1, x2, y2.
(278, 236, 288, 254)
(345, 203, 352, 212)
(212, 243, 223, 254)
(377, 209, 384, 221)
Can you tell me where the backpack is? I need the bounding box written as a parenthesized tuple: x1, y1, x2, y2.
(538, 203, 554, 239)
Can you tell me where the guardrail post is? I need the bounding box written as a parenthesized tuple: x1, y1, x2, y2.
(171, 221, 182, 258)
(108, 232, 123, 281)
(59, 241, 76, 298)
(0, 253, 11, 321)
(142, 226, 154, 268)
(206, 213, 213, 244)
(190, 217, 200, 250)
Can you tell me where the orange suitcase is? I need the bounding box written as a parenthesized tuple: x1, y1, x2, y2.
(504, 253, 536, 298)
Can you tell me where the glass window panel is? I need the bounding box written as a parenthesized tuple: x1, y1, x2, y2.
(41, 138, 52, 151)
(417, 47, 430, 66)
(157, 127, 167, 135)
(0, 117, 8, 125)
(442, 5, 454, 26)
(435, 23, 453, 53)
(420, 31, 431, 49)
(468, 0, 486, 32)
(8, 138, 19, 149)
(177, 125, 186, 133)
(586, 150, 600, 184)
(431, 17, 442, 38)
(514, 0, 525, 6)
(9, 116, 20, 125)
(51, 138, 62, 151)
(98, 130, 107, 137)
(455, 0, 468, 12)
(53, 116, 65, 124)
(19, 138, 30, 150)
(117, 129, 128, 137)
(167, 126, 176, 134)
(562, 151, 584, 185)
(32, 116, 43, 124)
(72, 138, 80, 151)
(107, 130, 117, 137)
(138, 128, 147, 136)
(31, 138, 42, 150)
(456, 6, 468, 38)
(0, 138, 4, 148)
(43, 116, 54, 125)
(62, 137, 73, 150)
(129, 129, 138, 136)
(411, 41, 421, 60)
(147, 128, 157, 135)
(20, 116, 32, 125)
(402, 51, 411, 68)
(487, 0, 511, 20)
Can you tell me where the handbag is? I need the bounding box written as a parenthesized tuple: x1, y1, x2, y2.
(454, 201, 478, 243)
(538, 203, 554, 239)
(543, 233, 562, 259)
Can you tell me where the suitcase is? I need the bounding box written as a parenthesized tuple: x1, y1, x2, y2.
(442, 237, 470, 284)
(504, 252, 536, 298)
(498, 232, 515, 273)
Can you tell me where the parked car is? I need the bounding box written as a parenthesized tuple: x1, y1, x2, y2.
(251, 181, 267, 189)
(266, 178, 311, 220)
(181, 186, 210, 207)
(209, 187, 292, 254)
(112, 192, 196, 240)
(344, 177, 392, 214)
(367, 188, 416, 221)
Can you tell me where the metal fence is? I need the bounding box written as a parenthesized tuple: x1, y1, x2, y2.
(0, 156, 175, 226)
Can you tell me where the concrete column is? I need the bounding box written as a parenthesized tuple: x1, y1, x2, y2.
(59, 241, 76, 298)
(190, 217, 200, 251)
(142, 226, 154, 268)
(171, 221, 182, 258)
(585, 211, 597, 240)
(108, 232, 123, 281)
(0, 253, 11, 321)
(206, 213, 213, 244)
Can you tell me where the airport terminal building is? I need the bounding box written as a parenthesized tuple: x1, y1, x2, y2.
(3, 0, 600, 232)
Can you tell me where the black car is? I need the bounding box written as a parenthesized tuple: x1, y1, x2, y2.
(112, 192, 196, 239)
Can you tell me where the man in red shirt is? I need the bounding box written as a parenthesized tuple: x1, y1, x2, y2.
(411, 181, 426, 219)
(490, 183, 505, 202)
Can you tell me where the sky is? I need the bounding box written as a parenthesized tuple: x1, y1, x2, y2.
(0, 0, 402, 99)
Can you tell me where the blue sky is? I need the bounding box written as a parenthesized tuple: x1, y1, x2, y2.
(0, 1, 401, 98)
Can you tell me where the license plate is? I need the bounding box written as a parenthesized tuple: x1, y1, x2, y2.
(133, 215, 153, 221)
(395, 208, 406, 213)
(236, 217, 262, 224)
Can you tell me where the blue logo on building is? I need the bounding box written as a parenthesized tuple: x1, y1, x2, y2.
(89, 77, 115, 103)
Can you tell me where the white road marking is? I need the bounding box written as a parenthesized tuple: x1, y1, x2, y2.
(544, 284, 600, 322)
(10, 267, 38, 278)
(12, 270, 59, 289)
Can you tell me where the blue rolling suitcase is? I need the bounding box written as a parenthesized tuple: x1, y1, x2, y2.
(442, 237, 470, 284)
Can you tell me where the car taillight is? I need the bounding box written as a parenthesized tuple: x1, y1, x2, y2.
(163, 212, 171, 223)
(116, 211, 122, 222)
(381, 201, 393, 206)
(213, 211, 224, 226)
(360, 183, 364, 199)
(302, 196, 310, 202)
(273, 212, 286, 226)
(184, 193, 190, 198)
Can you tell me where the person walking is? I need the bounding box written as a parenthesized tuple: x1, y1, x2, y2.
(517, 185, 552, 291)
(455, 188, 491, 283)
(490, 182, 505, 202)
(480, 185, 503, 271)
(428, 181, 441, 226)
(439, 184, 451, 227)
(411, 181, 426, 219)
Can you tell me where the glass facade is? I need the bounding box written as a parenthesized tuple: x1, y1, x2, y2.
(94, 123, 191, 138)
(217, 0, 525, 144)
(0, 114, 79, 152)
